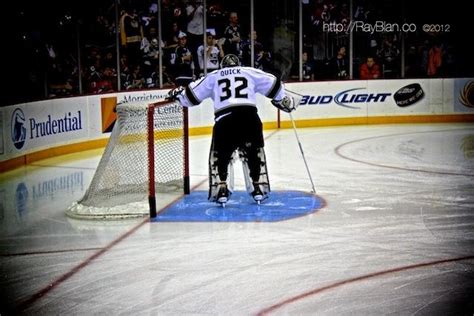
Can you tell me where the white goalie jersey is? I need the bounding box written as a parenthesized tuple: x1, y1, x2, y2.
(175, 66, 288, 113)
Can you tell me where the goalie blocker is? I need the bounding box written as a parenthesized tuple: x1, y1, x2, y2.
(271, 95, 297, 113)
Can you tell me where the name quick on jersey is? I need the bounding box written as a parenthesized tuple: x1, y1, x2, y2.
(220, 68, 242, 76)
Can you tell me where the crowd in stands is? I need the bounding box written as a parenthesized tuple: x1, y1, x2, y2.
(44, 0, 278, 98)
(11, 0, 462, 103)
(300, 0, 457, 81)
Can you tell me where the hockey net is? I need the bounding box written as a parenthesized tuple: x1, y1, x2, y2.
(66, 100, 189, 220)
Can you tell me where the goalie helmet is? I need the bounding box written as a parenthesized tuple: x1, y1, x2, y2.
(220, 54, 240, 68)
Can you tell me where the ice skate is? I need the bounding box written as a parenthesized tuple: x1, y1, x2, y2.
(251, 183, 265, 205)
(216, 182, 229, 207)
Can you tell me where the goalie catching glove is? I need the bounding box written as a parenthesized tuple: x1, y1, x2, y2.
(166, 86, 185, 101)
(271, 95, 297, 113)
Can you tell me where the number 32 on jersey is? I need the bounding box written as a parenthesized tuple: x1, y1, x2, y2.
(218, 77, 249, 101)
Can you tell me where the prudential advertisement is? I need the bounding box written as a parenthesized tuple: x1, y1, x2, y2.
(4, 100, 88, 156)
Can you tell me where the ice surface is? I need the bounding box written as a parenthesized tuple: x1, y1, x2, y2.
(1, 123, 473, 315)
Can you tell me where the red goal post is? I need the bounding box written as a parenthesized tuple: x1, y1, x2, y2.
(148, 100, 190, 218)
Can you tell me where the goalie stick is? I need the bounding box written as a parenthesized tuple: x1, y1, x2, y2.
(272, 56, 317, 193)
(288, 107, 316, 194)
(283, 88, 304, 98)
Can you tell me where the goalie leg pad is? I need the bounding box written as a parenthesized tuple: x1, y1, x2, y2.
(208, 149, 236, 202)
(238, 147, 270, 198)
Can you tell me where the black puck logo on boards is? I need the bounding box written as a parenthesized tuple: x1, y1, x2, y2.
(393, 83, 424, 107)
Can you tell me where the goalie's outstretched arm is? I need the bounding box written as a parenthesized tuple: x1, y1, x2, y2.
(166, 86, 185, 101)
(166, 85, 199, 107)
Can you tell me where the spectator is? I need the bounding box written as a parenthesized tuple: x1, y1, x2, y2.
(377, 36, 400, 78)
(302, 51, 316, 80)
(185, 0, 205, 73)
(404, 45, 421, 78)
(98, 67, 116, 93)
(419, 40, 430, 77)
(120, 8, 144, 66)
(145, 64, 174, 88)
(165, 22, 183, 49)
(222, 12, 242, 57)
(160, 0, 176, 36)
(120, 54, 130, 74)
(442, 44, 456, 77)
(118, 54, 130, 87)
(197, 32, 224, 76)
(427, 41, 443, 77)
(208, 1, 227, 36)
(102, 50, 116, 70)
(241, 31, 272, 71)
(141, 4, 158, 37)
(290, 51, 316, 81)
(87, 65, 114, 94)
(359, 56, 380, 79)
(170, 0, 188, 33)
(329, 46, 349, 79)
(169, 31, 194, 86)
(45, 42, 57, 64)
(125, 65, 145, 90)
(141, 30, 164, 69)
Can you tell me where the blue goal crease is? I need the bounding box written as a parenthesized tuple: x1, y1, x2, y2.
(150, 190, 323, 222)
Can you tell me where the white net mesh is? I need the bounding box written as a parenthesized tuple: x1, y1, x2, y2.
(66, 101, 185, 219)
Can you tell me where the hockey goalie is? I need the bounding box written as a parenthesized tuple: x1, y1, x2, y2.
(168, 54, 297, 206)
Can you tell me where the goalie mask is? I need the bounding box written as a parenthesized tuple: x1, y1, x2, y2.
(220, 54, 240, 68)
